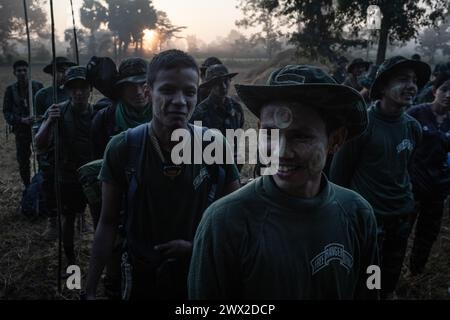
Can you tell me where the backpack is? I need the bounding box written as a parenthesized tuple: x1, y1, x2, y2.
(20, 172, 48, 218)
(86, 56, 119, 100)
(78, 159, 104, 207)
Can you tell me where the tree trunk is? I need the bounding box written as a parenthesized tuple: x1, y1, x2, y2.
(376, 15, 389, 65)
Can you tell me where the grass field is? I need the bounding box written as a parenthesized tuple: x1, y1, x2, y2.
(0, 64, 449, 300)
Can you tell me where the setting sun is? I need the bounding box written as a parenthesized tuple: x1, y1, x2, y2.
(143, 29, 159, 51)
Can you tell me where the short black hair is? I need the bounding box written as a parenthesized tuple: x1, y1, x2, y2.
(433, 71, 450, 90)
(411, 54, 421, 61)
(13, 60, 28, 70)
(147, 49, 199, 87)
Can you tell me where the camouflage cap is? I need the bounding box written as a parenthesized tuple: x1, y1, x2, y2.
(370, 56, 431, 100)
(235, 65, 368, 141)
(43, 56, 77, 75)
(115, 57, 148, 86)
(63, 66, 88, 88)
(199, 64, 238, 89)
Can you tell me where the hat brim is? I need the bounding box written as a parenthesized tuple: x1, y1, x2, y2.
(370, 60, 431, 101)
(114, 74, 147, 86)
(43, 62, 77, 75)
(235, 83, 368, 141)
(63, 76, 88, 89)
(199, 73, 238, 89)
(347, 62, 371, 73)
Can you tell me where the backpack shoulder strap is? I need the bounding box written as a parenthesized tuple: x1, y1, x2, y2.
(124, 123, 149, 217)
(189, 124, 226, 204)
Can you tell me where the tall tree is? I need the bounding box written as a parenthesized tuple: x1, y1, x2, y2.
(154, 11, 186, 52)
(0, 0, 48, 57)
(337, 0, 449, 64)
(80, 0, 108, 56)
(105, 0, 157, 58)
(236, 0, 283, 58)
(418, 19, 450, 64)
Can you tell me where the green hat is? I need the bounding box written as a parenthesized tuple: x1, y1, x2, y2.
(115, 57, 148, 86)
(63, 66, 88, 89)
(370, 56, 431, 101)
(199, 64, 238, 89)
(235, 65, 368, 141)
(347, 58, 371, 73)
(43, 57, 77, 75)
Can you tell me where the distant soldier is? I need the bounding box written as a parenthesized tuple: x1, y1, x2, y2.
(34, 57, 76, 119)
(343, 58, 371, 92)
(332, 56, 349, 84)
(197, 57, 223, 104)
(35, 66, 94, 267)
(2, 60, 43, 188)
(330, 56, 431, 299)
(190, 64, 244, 135)
(415, 62, 450, 104)
(91, 57, 152, 160)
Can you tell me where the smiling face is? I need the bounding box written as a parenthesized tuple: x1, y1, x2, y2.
(382, 67, 418, 108)
(259, 101, 346, 197)
(434, 79, 450, 111)
(150, 67, 199, 131)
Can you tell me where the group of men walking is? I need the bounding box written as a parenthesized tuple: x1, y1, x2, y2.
(2, 49, 450, 300)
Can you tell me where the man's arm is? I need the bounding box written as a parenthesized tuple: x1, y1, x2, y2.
(85, 181, 121, 299)
(34, 104, 61, 151)
(2, 87, 22, 126)
(329, 135, 364, 188)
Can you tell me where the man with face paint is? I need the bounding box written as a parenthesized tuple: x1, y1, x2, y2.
(330, 56, 431, 299)
(188, 65, 379, 300)
(86, 50, 240, 300)
(343, 58, 371, 93)
(35, 66, 94, 269)
(3, 60, 43, 188)
(190, 64, 244, 136)
(407, 71, 450, 275)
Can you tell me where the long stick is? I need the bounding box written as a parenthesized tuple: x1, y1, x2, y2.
(50, 0, 63, 296)
(22, 0, 37, 177)
(69, 0, 80, 65)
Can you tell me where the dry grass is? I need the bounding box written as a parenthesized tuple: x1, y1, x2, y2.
(0, 59, 449, 300)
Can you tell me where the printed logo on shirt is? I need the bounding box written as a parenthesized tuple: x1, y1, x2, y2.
(422, 126, 429, 132)
(396, 139, 414, 154)
(193, 167, 209, 190)
(310, 243, 354, 275)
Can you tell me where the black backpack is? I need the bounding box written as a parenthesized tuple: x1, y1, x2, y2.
(20, 172, 48, 218)
(86, 56, 119, 100)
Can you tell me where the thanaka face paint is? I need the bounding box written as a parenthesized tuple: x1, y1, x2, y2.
(383, 68, 418, 108)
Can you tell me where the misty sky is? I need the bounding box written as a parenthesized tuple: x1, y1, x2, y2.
(52, 0, 246, 43)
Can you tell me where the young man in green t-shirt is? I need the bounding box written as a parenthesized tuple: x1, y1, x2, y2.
(86, 50, 240, 300)
(188, 65, 379, 300)
(330, 56, 431, 299)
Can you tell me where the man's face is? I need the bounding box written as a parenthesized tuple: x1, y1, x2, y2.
(434, 79, 450, 110)
(67, 80, 91, 109)
(151, 67, 199, 130)
(120, 82, 149, 109)
(383, 68, 418, 107)
(210, 78, 230, 98)
(14, 66, 28, 83)
(56, 67, 68, 87)
(260, 102, 338, 196)
(351, 65, 367, 78)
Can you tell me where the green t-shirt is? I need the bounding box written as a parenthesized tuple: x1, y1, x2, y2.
(188, 175, 379, 300)
(100, 124, 240, 260)
(330, 102, 422, 216)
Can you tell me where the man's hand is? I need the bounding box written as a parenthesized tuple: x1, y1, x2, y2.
(154, 240, 192, 260)
(47, 104, 61, 123)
